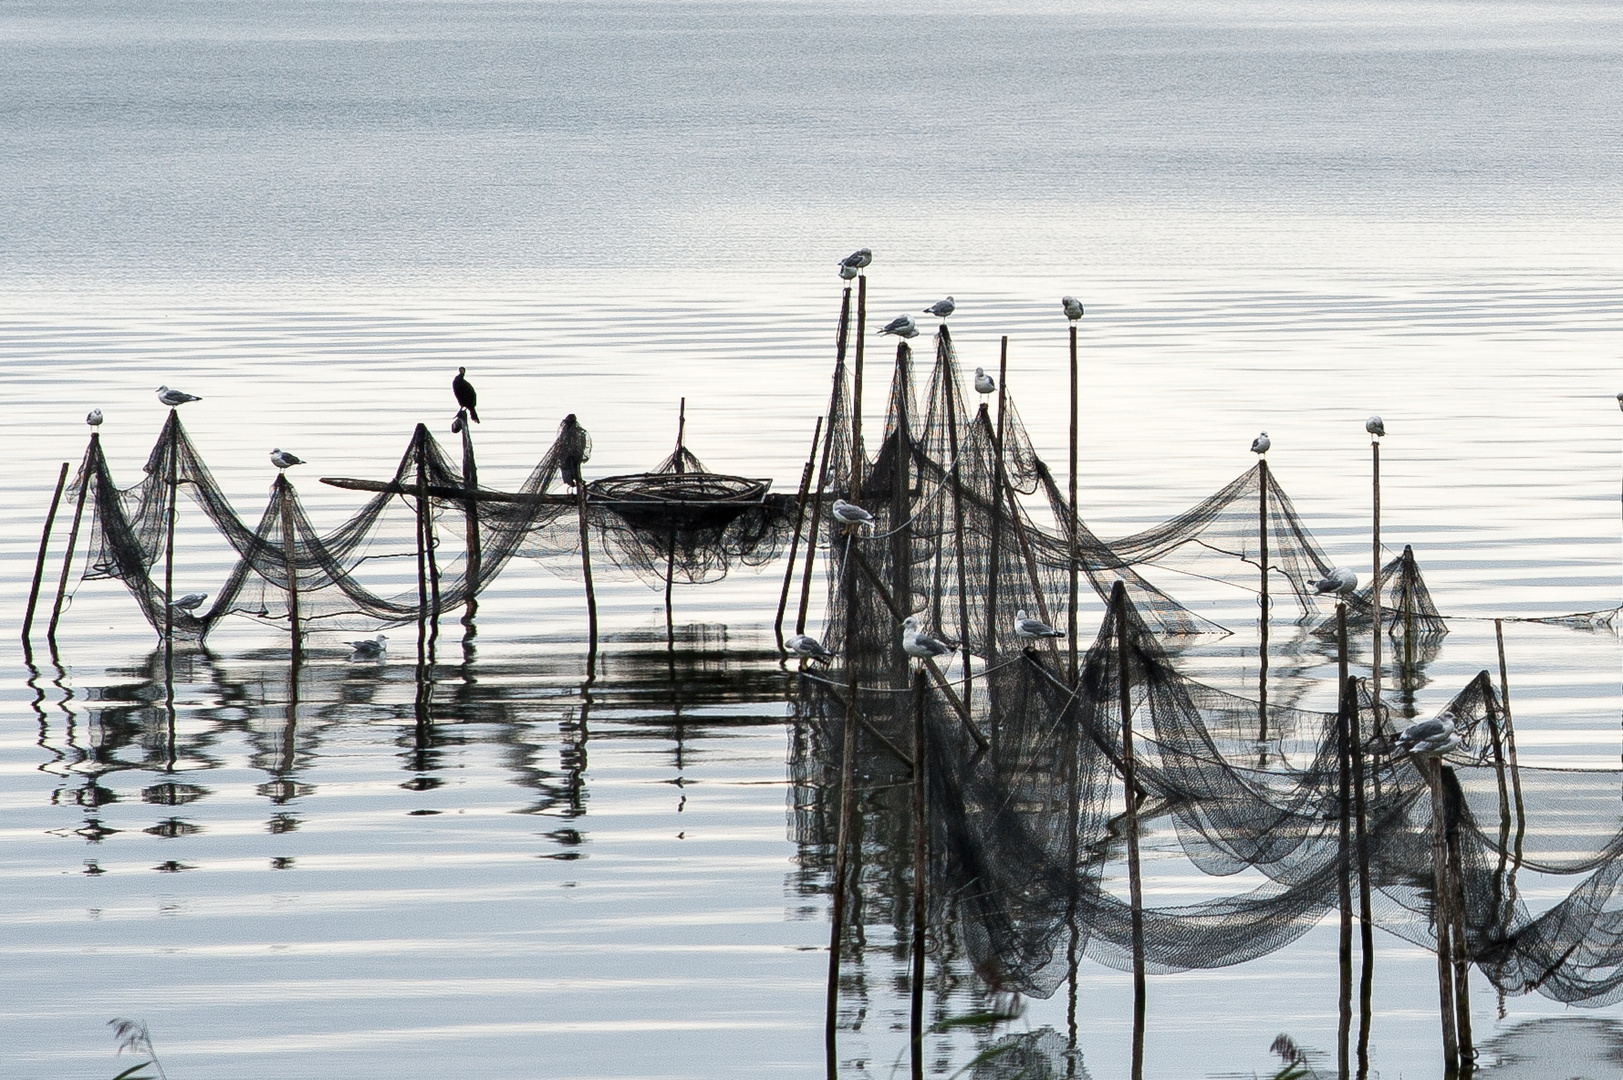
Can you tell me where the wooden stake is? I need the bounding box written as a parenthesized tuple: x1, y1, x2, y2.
(278, 475, 302, 663)
(1352, 672, 1375, 1079)
(415, 435, 431, 672)
(986, 337, 1009, 656)
(461, 413, 481, 622)
(165, 413, 179, 662)
(1259, 457, 1270, 741)
(1444, 765, 1473, 1069)
(22, 461, 70, 650)
(48, 439, 95, 643)
(577, 482, 598, 664)
(1338, 605, 1353, 1080)
(892, 342, 913, 684)
(851, 274, 866, 499)
(909, 667, 928, 1080)
(776, 416, 824, 647)
(1069, 321, 1080, 684)
(1113, 582, 1146, 1080)
(1372, 439, 1383, 706)
(826, 534, 862, 1078)
(1493, 620, 1525, 836)
(1427, 756, 1460, 1075)
(943, 341, 973, 712)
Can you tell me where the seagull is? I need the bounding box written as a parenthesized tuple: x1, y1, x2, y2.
(1309, 567, 1358, 595)
(974, 367, 995, 395)
(156, 386, 201, 407)
(1062, 296, 1084, 322)
(902, 616, 956, 661)
(1394, 711, 1461, 758)
(1251, 431, 1270, 455)
(1366, 415, 1385, 438)
(831, 499, 874, 534)
(1013, 609, 1063, 642)
(878, 315, 918, 339)
(169, 592, 207, 613)
(452, 367, 480, 423)
(346, 634, 387, 661)
(786, 633, 834, 663)
(270, 448, 304, 471)
(923, 296, 955, 319)
(1617, 392, 1623, 414)
(840, 248, 872, 273)
(86, 409, 103, 427)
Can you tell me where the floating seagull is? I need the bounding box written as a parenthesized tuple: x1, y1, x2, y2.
(1062, 296, 1084, 322)
(1251, 431, 1270, 455)
(1309, 567, 1358, 595)
(902, 615, 956, 661)
(1013, 609, 1063, 642)
(839, 262, 859, 281)
(346, 634, 387, 661)
(1394, 711, 1461, 758)
(840, 248, 872, 272)
(86, 409, 103, 427)
(169, 592, 207, 613)
(1366, 415, 1385, 438)
(786, 633, 834, 663)
(878, 315, 918, 339)
(831, 499, 874, 534)
(270, 448, 304, 471)
(452, 367, 480, 423)
(923, 296, 955, 319)
(974, 367, 995, 395)
(156, 385, 201, 407)
(1617, 392, 1623, 414)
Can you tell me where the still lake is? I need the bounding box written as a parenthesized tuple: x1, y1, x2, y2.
(3, 1, 1623, 1076)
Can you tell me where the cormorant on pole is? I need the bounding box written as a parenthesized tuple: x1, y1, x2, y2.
(452, 367, 480, 423)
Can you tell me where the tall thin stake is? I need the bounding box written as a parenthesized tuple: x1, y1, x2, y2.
(892, 341, 913, 685)
(1493, 620, 1525, 835)
(909, 668, 928, 1080)
(278, 475, 302, 663)
(826, 534, 862, 1078)
(1113, 582, 1146, 1080)
(1372, 439, 1383, 705)
(165, 413, 179, 661)
(776, 416, 824, 647)
(22, 462, 70, 650)
(851, 274, 866, 499)
(1352, 672, 1375, 1079)
(461, 414, 481, 623)
(48, 439, 95, 643)
(797, 290, 849, 635)
(1259, 457, 1270, 740)
(1445, 766, 1473, 1068)
(415, 436, 431, 673)
(577, 482, 598, 666)
(1337, 605, 1353, 1080)
(945, 356, 973, 712)
(986, 337, 1009, 657)
(1427, 755, 1460, 1075)
(1069, 321, 1080, 683)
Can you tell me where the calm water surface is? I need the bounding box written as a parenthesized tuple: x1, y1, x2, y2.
(3, 2, 1623, 1077)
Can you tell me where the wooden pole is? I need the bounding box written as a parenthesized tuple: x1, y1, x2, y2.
(461, 413, 481, 622)
(1113, 582, 1146, 1080)
(1493, 621, 1525, 835)
(1445, 765, 1474, 1069)
(1069, 321, 1080, 684)
(1259, 458, 1270, 741)
(48, 439, 95, 643)
(797, 290, 849, 635)
(1372, 439, 1383, 706)
(22, 462, 70, 650)
(578, 482, 598, 664)
(165, 413, 179, 658)
(986, 337, 1009, 656)
(1337, 605, 1353, 1080)
(776, 416, 824, 647)
(892, 342, 913, 685)
(944, 352, 973, 712)
(909, 668, 928, 1080)
(1352, 670, 1375, 1080)
(851, 274, 866, 499)
(278, 475, 302, 663)
(826, 534, 862, 1078)
(1427, 756, 1460, 1075)
(415, 435, 431, 672)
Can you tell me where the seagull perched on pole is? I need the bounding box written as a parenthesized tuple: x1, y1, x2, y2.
(1366, 415, 1385, 438)
(902, 616, 956, 661)
(86, 409, 103, 427)
(974, 367, 995, 395)
(831, 499, 874, 535)
(839, 262, 859, 281)
(1013, 609, 1063, 642)
(1309, 567, 1358, 596)
(169, 592, 207, 613)
(786, 633, 834, 664)
(1251, 431, 1270, 455)
(1394, 711, 1461, 758)
(269, 448, 304, 471)
(1062, 296, 1084, 322)
(840, 248, 872, 274)
(452, 367, 480, 423)
(346, 634, 387, 661)
(878, 315, 918, 339)
(156, 386, 201, 407)
(923, 297, 955, 319)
